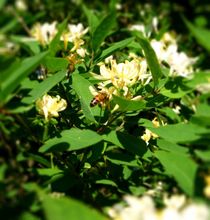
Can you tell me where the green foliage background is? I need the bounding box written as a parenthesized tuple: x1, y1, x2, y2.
(0, 0, 210, 219)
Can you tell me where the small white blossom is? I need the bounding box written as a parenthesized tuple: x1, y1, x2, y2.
(67, 23, 88, 42)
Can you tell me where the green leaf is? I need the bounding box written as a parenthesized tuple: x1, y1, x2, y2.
(43, 57, 69, 72)
(157, 139, 188, 154)
(40, 193, 106, 220)
(186, 71, 210, 88)
(160, 77, 192, 98)
(95, 37, 134, 63)
(149, 123, 208, 143)
(39, 128, 102, 153)
(72, 73, 97, 123)
(0, 51, 48, 106)
(36, 168, 63, 177)
(11, 35, 41, 55)
(112, 95, 146, 111)
(95, 179, 117, 187)
(104, 130, 147, 157)
(106, 151, 139, 167)
(190, 103, 210, 126)
(22, 70, 67, 104)
(19, 212, 40, 220)
(135, 34, 162, 87)
(17, 152, 51, 167)
(82, 5, 99, 35)
(184, 18, 210, 51)
(195, 150, 210, 162)
(92, 12, 116, 53)
(155, 150, 198, 196)
(49, 19, 67, 56)
(0, 0, 6, 9)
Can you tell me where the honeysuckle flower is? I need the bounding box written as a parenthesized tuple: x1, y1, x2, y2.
(15, 0, 27, 11)
(76, 47, 87, 57)
(151, 32, 197, 77)
(67, 23, 88, 42)
(31, 22, 57, 46)
(203, 175, 210, 198)
(108, 194, 210, 220)
(61, 23, 88, 56)
(98, 59, 147, 96)
(172, 105, 181, 114)
(70, 38, 85, 52)
(129, 24, 147, 37)
(141, 117, 163, 144)
(36, 94, 67, 120)
(108, 195, 157, 220)
(163, 194, 186, 210)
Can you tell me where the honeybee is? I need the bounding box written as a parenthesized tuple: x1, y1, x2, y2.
(90, 92, 109, 107)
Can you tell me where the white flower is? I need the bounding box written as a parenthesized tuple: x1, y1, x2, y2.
(164, 194, 186, 210)
(76, 47, 87, 57)
(150, 32, 197, 77)
(61, 23, 88, 54)
(108, 195, 157, 220)
(31, 22, 57, 45)
(15, 0, 27, 11)
(172, 105, 181, 114)
(181, 203, 210, 220)
(66, 23, 88, 42)
(36, 94, 67, 120)
(98, 59, 147, 96)
(129, 24, 147, 37)
(108, 194, 210, 220)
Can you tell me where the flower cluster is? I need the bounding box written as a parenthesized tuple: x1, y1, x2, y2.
(108, 194, 210, 220)
(36, 94, 67, 121)
(90, 57, 150, 108)
(30, 22, 88, 57)
(150, 32, 197, 77)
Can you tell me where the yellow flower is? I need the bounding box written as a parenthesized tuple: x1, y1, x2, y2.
(36, 94, 67, 120)
(204, 175, 210, 198)
(141, 117, 164, 144)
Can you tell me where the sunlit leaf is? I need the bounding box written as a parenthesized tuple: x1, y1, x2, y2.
(95, 37, 134, 63)
(184, 18, 210, 51)
(40, 193, 106, 220)
(22, 70, 67, 104)
(104, 130, 147, 157)
(0, 51, 48, 105)
(135, 33, 162, 88)
(39, 128, 102, 153)
(92, 12, 116, 53)
(155, 149, 198, 196)
(112, 95, 146, 112)
(72, 73, 98, 123)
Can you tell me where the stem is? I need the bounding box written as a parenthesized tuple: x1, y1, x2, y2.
(42, 122, 49, 142)
(50, 153, 54, 169)
(97, 111, 124, 134)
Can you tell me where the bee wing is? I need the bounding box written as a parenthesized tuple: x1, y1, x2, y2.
(89, 85, 98, 96)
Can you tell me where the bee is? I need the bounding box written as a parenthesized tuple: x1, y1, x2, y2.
(90, 92, 109, 107)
